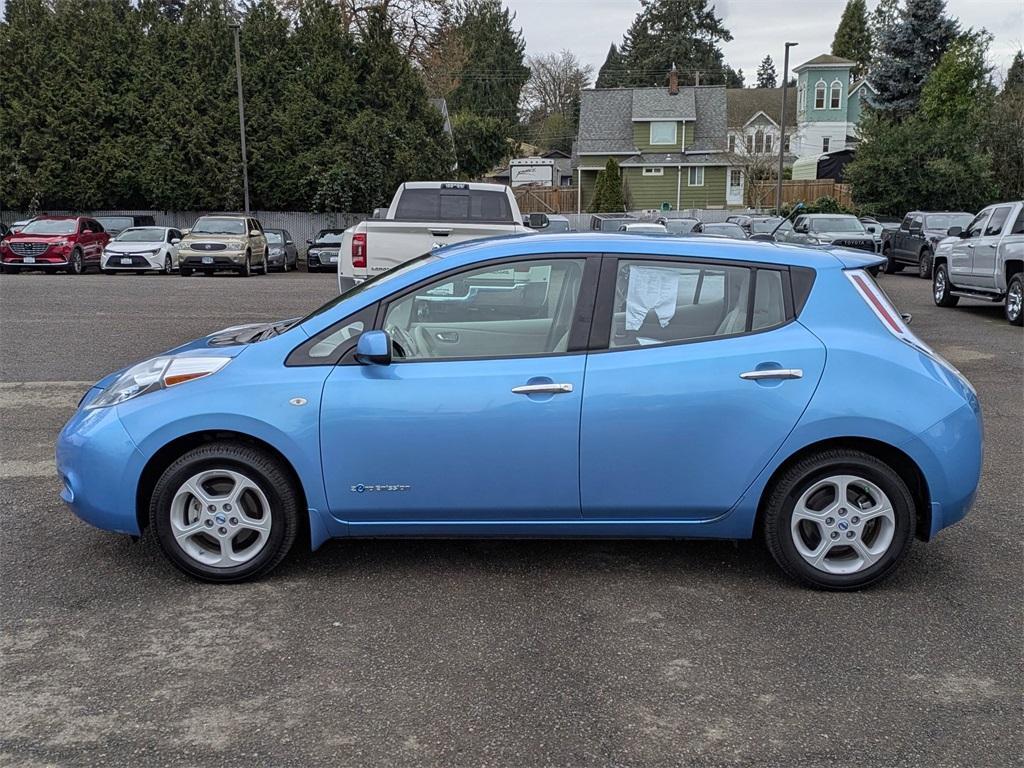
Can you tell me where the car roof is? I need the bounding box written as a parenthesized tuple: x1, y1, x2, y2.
(435, 232, 854, 270)
(32, 215, 81, 221)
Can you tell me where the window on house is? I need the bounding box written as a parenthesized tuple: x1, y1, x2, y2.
(649, 121, 677, 145)
(783, 135, 791, 152)
(822, 137, 830, 152)
(830, 81, 842, 109)
(642, 167, 664, 176)
(688, 167, 704, 186)
(815, 81, 826, 110)
(728, 134, 736, 153)
(754, 130, 764, 154)
(797, 84, 806, 114)
(730, 169, 742, 187)
(746, 134, 753, 153)
(765, 134, 773, 153)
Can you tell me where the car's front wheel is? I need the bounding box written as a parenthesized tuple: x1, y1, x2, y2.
(881, 246, 900, 274)
(1006, 273, 1023, 326)
(239, 252, 252, 277)
(68, 249, 84, 275)
(150, 442, 299, 582)
(933, 263, 959, 307)
(163, 254, 173, 275)
(763, 449, 915, 590)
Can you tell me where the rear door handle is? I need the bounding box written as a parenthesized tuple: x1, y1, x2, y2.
(511, 383, 574, 395)
(740, 369, 803, 381)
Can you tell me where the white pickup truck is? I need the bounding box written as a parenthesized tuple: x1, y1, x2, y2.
(337, 182, 540, 293)
(932, 200, 1024, 325)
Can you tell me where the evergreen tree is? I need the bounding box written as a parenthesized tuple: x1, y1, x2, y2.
(871, 0, 959, 118)
(450, 111, 507, 179)
(596, 43, 625, 88)
(1005, 50, 1024, 93)
(589, 158, 625, 213)
(447, 0, 529, 127)
(618, 0, 737, 87)
(831, 0, 872, 78)
(755, 55, 777, 88)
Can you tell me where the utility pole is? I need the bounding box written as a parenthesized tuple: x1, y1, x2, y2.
(775, 42, 798, 215)
(230, 21, 250, 215)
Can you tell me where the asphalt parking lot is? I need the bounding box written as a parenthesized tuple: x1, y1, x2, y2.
(1, 269, 1021, 767)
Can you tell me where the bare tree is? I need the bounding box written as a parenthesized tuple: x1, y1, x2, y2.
(339, 0, 448, 60)
(418, 21, 468, 98)
(727, 143, 781, 209)
(521, 50, 593, 122)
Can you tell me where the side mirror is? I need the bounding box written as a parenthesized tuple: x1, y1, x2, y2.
(181, 229, 190, 236)
(306, 239, 313, 245)
(946, 226, 963, 237)
(355, 330, 392, 366)
(249, 229, 261, 237)
(901, 312, 913, 325)
(286, 240, 294, 245)
(527, 212, 549, 229)
(171, 238, 181, 245)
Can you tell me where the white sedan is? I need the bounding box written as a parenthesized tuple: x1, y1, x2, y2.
(102, 227, 183, 274)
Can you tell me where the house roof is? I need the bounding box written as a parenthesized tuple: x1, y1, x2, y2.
(849, 79, 877, 95)
(726, 88, 797, 128)
(792, 54, 855, 72)
(576, 89, 636, 154)
(631, 87, 696, 120)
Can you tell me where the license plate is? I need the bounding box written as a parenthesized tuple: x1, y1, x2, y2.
(23, 256, 35, 264)
(120, 257, 132, 265)
(202, 256, 213, 264)
(329, 256, 338, 263)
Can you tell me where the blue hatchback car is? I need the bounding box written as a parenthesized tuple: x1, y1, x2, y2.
(57, 234, 982, 589)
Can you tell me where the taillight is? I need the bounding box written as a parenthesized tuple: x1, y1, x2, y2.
(351, 233, 366, 269)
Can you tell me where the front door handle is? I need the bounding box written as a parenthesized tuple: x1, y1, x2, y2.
(739, 369, 803, 381)
(511, 383, 574, 395)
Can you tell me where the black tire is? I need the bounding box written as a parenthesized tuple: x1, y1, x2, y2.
(881, 245, 899, 274)
(763, 449, 915, 590)
(149, 442, 299, 583)
(917, 248, 933, 279)
(1006, 273, 1023, 326)
(163, 255, 173, 275)
(259, 249, 269, 274)
(933, 262, 959, 307)
(180, 267, 193, 277)
(69, 249, 84, 275)
(239, 251, 252, 277)
(281, 256, 289, 273)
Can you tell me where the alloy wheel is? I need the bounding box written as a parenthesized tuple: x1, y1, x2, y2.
(1007, 277, 1022, 324)
(164, 255, 172, 274)
(790, 474, 896, 575)
(168, 469, 272, 568)
(934, 268, 946, 303)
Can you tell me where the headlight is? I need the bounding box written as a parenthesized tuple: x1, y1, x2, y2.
(86, 355, 231, 410)
(269, 247, 283, 255)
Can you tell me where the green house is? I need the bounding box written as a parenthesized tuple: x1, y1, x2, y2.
(572, 71, 729, 213)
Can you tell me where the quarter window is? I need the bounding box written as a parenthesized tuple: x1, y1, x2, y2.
(649, 121, 677, 145)
(381, 258, 586, 360)
(688, 167, 704, 186)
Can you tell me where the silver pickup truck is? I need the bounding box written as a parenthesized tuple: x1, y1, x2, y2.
(932, 201, 1024, 325)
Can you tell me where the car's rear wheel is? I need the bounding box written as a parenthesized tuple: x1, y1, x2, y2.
(763, 449, 915, 590)
(933, 263, 959, 307)
(150, 442, 299, 583)
(1006, 273, 1023, 326)
(918, 248, 933, 279)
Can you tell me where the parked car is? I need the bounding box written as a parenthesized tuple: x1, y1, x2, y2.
(92, 214, 157, 237)
(102, 226, 182, 274)
(306, 229, 345, 273)
(619, 222, 668, 234)
(0, 215, 108, 274)
(748, 216, 785, 237)
(524, 213, 573, 232)
(57, 233, 981, 589)
(177, 215, 268, 277)
(0, 223, 8, 240)
(701, 222, 748, 239)
(264, 228, 298, 272)
(591, 213, 639, 232)
(858, 217, 886, 252)
(657, 217, 703, 234)
(338, 182, 536, 293)
(932, 201, 1024, 325)
(881, 211, 974, 279)
(776, 214, 877, 253)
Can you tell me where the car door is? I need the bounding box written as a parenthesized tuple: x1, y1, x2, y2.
(580, 257, 826, 521)
(972, 205, 1012, 289)
(167, 229, 181, 265)
(81, 220, 100, 263)
(894, 215, 913, 259)
(319, 255, 598, 528)
(283, 230, 297, 265)
(949, 209, 990, 286)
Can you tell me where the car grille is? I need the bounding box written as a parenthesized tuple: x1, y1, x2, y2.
(191, 242, 227, 251)
(10, 242, 49, 257)
(832, 239, 876, 252)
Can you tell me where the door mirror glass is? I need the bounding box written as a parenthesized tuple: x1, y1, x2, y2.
(355, 330, 392, 365)
(946, 226, 963, 237)
(527, 213, 549, 229)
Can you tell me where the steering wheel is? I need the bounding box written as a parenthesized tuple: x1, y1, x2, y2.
(385, 324, 417, 359)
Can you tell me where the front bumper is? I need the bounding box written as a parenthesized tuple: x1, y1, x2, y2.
(103, 252, 164, 270)
(56, 396, 146, 535)
(307, 251, 339, 270)
(2, 252, 73, 268)
(180, 251, 246, 268)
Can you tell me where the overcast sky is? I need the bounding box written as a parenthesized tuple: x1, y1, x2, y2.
(505, 0, 1024, 84)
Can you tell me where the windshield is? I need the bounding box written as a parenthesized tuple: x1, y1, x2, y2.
(191, 217, 246, 235)
(95, 217, 132, 231)
(925, 213, 972, 231)
(265, 231, 284, 244)
(116, 227, 164, 242)
(750, 218, 782, 234)
(545, 220, 570, 232)
(21, 219, 77, 235)
(314, 230, 345, 244)
(662, 219, 699, 233)
(300, 254, 440, 323)
(809, 217, 865, 233)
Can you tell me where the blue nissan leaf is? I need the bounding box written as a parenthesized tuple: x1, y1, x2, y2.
(56, 234, 982, 589)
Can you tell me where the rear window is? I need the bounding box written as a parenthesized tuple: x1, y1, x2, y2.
(394, 188, 513, 223)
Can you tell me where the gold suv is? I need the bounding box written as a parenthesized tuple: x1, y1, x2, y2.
(178, 215, 269, 277)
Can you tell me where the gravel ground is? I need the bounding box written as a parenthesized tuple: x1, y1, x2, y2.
(1, 268, 1021, 767)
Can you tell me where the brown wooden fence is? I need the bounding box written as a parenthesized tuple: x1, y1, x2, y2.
(746, 180, 853, 209)
(512, 186, 577, 214)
